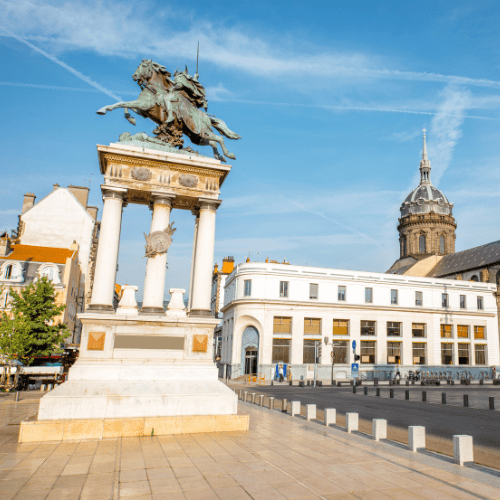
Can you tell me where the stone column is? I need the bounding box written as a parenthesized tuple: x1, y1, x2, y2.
(141, 193, 175, 314)
(188, 209, 200, 311)
(189, 198, 221, 316)
(88, 186, 127, 311)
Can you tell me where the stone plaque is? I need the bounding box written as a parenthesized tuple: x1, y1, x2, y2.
(192, 335, 208, 353)
(114, 335, 184, 350)
(88, 332, 105, 351)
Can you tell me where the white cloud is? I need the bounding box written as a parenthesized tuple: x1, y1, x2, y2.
(0, 209, 18, 215)
(427, 85, 471, 185)
(3, 0, 500, 90)
(389, 129, 422, 143)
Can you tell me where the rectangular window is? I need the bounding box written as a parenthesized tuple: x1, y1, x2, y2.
(360, 341, 376, 364)
(303, 339, 319, 364)
(279, 281, 289, 298)
(477, 296, 484, 310)
(360, 320, 376, 336)
(458, 343, 470, 365)
(412, 343, 426, 365)
(391, 289, 398, 305)
(442, 293, 449, 308)
(365, 287, 372, 303)
(457, 325, 469, 338)
(441, 343, 453, 365)
(338, 285, 346, 301)
(415, 291, 423, 306)
(309, 283, 318, 300)
(474, 326, 485, 339)
(440, 324, 452, 338)
(387, 322, 401, 336)
(272, 338, 290, 364)
(460, 295, 466, 309)
(273, 316, 291, 334)
(244, 279, 252, 297)
(475, 344, 486, 365)
(387, 342, 401, 364)
(332, 341, 348, 364)
(332, 319, 349, 336)
(412, 323, 426, 338)
(304, 318, 321, 335)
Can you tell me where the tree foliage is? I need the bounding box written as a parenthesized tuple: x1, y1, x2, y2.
(0, 278, 70, 365)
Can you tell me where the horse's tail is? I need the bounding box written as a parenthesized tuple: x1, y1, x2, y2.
(210, 116, 241, 140)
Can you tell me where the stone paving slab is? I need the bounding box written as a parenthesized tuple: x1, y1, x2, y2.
(1, 396, 500, 499)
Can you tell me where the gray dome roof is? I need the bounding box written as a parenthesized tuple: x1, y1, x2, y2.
(400, 131, 453, 217)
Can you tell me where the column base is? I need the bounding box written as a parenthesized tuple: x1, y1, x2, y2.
(188, 309, 214, 317)
(87, 304, 115, 312)
(140, 306, 165, 315)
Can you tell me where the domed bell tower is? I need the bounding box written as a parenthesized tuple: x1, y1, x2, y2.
(398, 130, 456, 259)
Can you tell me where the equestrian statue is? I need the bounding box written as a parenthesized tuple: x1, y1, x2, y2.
(97, 59, 240, 162)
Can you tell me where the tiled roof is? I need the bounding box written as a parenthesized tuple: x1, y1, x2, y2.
(429, 240, 500, 277)
(0, 245, 75, 264)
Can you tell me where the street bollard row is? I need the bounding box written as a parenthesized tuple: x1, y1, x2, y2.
(237, 390, 475, 466)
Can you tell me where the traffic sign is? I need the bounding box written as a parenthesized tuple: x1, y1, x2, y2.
(351, 363, 359, 378)
(352, 340, 356, 350)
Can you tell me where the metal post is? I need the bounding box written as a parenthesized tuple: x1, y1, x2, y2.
(422, 391, 426, 402)
(405, 390, 409, 400)
(364, 387, 368, 395)
(282, 398, 287, 412)
(353, 385, 357, 394)
(331, 344, 334, 386)
(313, 341, 317, 388)
(489, 397, 495, 410)
(463, 395, 469, 407)
(442, 393, 446, 405)
(14, 391, 20, 403)
(390, 389, 394, 399)
(376, 388, 380, 397)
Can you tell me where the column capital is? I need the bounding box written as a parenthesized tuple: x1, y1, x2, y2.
(149, 191, 175, 209)
(101, 185, 128, 202)
(197, 197, 222, 212)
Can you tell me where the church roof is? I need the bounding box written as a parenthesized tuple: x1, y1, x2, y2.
(429, 240, 500, 277)
(0, 245, 75, 264)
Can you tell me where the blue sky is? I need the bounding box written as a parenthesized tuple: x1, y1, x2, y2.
(1, 0, 499, 299)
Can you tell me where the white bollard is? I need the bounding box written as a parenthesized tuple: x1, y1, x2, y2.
(324, 408, 336, 426)
(290, 401, 301, 416)
(306, 404, 316, 421)
(243, 391, 248, 402)
(346, 413, 358, 433)
(372, 419, 387, 441)
(408, 426, 426, 452)
(453, 435, 473, 466)
(251, 393, 256, 404)
(258, 395, 264, 406)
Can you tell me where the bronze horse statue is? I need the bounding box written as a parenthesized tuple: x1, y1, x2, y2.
(97, 59, 240, 161)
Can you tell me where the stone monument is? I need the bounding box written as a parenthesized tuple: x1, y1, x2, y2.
(19, 59, 247, 442)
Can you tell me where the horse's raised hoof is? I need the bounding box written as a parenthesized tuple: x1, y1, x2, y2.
(226, 153, 236, 160)
(96, 107, 108, 115)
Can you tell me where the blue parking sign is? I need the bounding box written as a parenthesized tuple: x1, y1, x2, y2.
(351, 363, 359, 378)
(352, 340, 356, 350)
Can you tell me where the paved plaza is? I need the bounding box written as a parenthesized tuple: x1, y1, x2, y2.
(1, 394, 500, 499)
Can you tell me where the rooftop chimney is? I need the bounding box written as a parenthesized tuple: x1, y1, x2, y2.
(68, 185, 90, 208)
(0, 233, 12, 257)
(221, 256, 235, 274)
(86, 206, 99, 220)
(53, 183, 60, 191)
(22, 193, 36, 214)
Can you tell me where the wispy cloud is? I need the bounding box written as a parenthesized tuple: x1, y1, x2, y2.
(389, 129, 422, 143)
(0, 209, 18, 215)
(427, 85, 471, 185)
(3, 0, 500, 90)
(0, 81, 137, 94)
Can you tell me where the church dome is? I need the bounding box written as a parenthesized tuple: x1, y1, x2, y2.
(400, 131, 453, 217)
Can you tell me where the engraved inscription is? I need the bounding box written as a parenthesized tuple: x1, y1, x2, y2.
(114, 335, 185, 350)
(88, 332, 105, 351)
(192, 335, 208, 353)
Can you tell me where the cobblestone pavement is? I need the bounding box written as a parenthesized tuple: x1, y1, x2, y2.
(1, 395, 500, 499)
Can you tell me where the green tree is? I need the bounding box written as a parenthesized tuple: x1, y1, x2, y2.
(0, 278, 70, 365)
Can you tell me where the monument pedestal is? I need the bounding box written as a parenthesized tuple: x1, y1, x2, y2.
(19, 143, 247, 443)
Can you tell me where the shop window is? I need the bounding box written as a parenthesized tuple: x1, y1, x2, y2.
(475, 344, 486, 365)
(304, 318, 321, 335)
(272, 339, 290, 364)
(458, 343, 470, 365)
(441, 343, 453, 365)
(440, 324, 452, 338)
(273, 317, 291, 334)
(474, 326, 485, 339)
(387, 342, 401, 364)
(387, 322, 401, 336)
(412, 323, 426, 338)
(360, 341, 376, 364)
(360, 320, 376, 336)
(332, 341, 348, 364)
(332, 319, 349, 336)
(303, 339, 320, 364)
(457, 325, 469, 338)
(412, 343, 426, 364)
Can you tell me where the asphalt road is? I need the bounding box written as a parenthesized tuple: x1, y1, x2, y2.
(236, 384, 500, 469)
